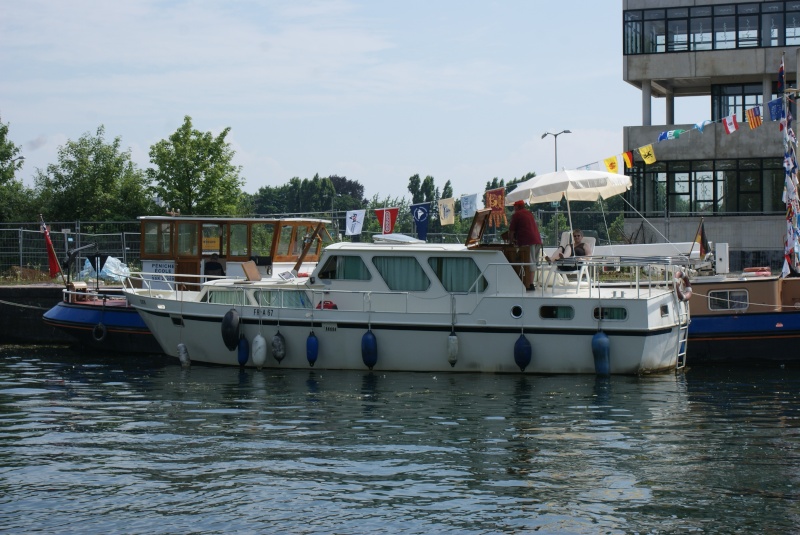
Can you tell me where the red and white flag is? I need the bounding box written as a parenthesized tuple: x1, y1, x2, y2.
(723, 114, 739, 134)
(40, 217, 61, 278)
(374, 207, 399, 234)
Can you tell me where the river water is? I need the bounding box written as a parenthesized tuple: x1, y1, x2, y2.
(0, 346, 798, 534)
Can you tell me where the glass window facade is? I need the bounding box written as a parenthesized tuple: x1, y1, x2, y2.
(624, 2, 800, 54)
(627, 158, 784, 216)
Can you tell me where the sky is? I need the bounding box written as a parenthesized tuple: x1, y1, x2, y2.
(1, 0, 706, 202)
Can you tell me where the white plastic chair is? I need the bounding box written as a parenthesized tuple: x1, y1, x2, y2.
(543, 234, 595, 290)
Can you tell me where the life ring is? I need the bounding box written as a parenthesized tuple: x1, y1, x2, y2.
(744, 266, 771, 276)
(315, 300, 338, 310)
(92, 322, 107, 342)
(674, 271, 692, 302)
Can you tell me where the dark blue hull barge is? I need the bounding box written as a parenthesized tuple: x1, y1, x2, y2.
(685, 274, 800, 365)
(42, 283, 163, 354)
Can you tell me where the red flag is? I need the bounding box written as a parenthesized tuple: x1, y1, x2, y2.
(374, 207, 399, 234)
(40, 218, 61, 278)
(622, 151, 634, 169)
(694, 221, 710, 257)
(484, 187, 507, 227)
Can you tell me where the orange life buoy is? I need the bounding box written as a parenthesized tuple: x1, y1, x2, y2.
(674, 271, 692, 302)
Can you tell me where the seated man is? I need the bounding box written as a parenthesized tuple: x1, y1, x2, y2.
(204, 253, 226, 276)
(546, 229, 589, 264)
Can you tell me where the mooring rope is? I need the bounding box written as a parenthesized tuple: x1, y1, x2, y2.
(0, 299, 51, 310)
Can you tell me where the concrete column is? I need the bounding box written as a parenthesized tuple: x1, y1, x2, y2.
(666, 89, 674, 125)
(642, 81, 652, 126)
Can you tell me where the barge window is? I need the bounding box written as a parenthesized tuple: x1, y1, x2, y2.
(251, 223, 276, 258)
(276, 225, 295, 257)
(593, 307, 628, 320)
(708, 289, 748, 310)
(540, 306, 574, 320)
(177, 222, 198, 256)
(317, 255, 371, 281)
(143, 222, 172, 255)
(202, 223, 226, 255)
(372, 256, 430, 291)
(428, 257, 487, 293)
(230, 224, 248, 257)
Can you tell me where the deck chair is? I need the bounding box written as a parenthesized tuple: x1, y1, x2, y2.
(543, 233, 595, 290)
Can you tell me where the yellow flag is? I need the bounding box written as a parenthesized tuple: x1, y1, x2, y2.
(603, 156, 619, 174)
(638, 144, 657, 165)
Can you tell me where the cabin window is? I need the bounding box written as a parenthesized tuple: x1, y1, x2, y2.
(540, 306, 575, 319)
(254, 290, 311, 309)
(143, 222, 172, 255)
(229, 224, 248, 257)
(372, 256, 430, 291)
(204, 289, 247, 306)
(276, 225, 295, 257)
(708, 289, 748, 310)
(427, 257, 488, 293)
(251, 223, 276, 258)
(317, 255, 371, 281)
(177, 222, 198, 256)
(593, 307, 628, 320)
(202, 223, 226, 255)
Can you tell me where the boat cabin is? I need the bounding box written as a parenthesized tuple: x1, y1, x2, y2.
(139, 216, 332, 282)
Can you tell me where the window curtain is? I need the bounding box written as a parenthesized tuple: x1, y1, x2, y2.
(428, 257, 487, 293)
(372, 256, 429, 291)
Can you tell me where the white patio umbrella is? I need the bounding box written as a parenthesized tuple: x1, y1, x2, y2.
(505, 169, 632, 242)
(505, 169, 631, 205)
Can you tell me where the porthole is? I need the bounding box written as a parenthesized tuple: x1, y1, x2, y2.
(510, 305, 523, 319)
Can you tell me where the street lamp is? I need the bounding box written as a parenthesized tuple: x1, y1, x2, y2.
(541, 130, 571, 172)
(541, 130, 571, 245)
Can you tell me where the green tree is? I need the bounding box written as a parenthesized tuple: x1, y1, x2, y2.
(148, 116, 244, 215)
(0, 116, 32, 222)
(34, 126, 156, 221)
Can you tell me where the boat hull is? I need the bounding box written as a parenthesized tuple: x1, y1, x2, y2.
(43, 300, 163, 354)
(687, 311, 800, 364)
(133, 296, 682, 375)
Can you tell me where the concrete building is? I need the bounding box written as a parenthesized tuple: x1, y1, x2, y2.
(622, 0, 799, 270)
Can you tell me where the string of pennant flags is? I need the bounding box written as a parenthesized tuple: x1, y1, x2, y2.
(347, 55, 800, 268)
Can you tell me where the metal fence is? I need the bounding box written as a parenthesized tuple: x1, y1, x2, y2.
(3, 210, 768, 278)
(0, 221, 141, 278)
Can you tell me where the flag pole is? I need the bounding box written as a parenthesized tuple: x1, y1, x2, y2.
(687, 217, 704, 258)
(39, 214, 67, 288)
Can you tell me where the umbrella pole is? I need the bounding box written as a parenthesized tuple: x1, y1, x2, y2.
(565, 193, 575, 240)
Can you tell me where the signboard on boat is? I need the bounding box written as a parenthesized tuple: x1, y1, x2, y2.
(142, 260, 175, 290)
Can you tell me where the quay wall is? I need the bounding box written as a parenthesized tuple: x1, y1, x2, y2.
(0, 285, 73, 345)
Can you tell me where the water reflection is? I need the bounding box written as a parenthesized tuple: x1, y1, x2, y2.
(1, 348, 798, 534)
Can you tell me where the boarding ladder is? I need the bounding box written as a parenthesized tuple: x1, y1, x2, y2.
(675, 301, 689, 370)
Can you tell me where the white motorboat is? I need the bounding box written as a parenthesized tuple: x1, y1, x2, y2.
(124, 210, 690, 375)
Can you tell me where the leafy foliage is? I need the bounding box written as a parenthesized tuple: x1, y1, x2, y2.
(148, 116, 244, 215)
(0, 116, 33, 222)
(34, 126, 156, 221)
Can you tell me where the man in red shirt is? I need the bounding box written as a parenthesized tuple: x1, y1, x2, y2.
(508, 200, 542, 291)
